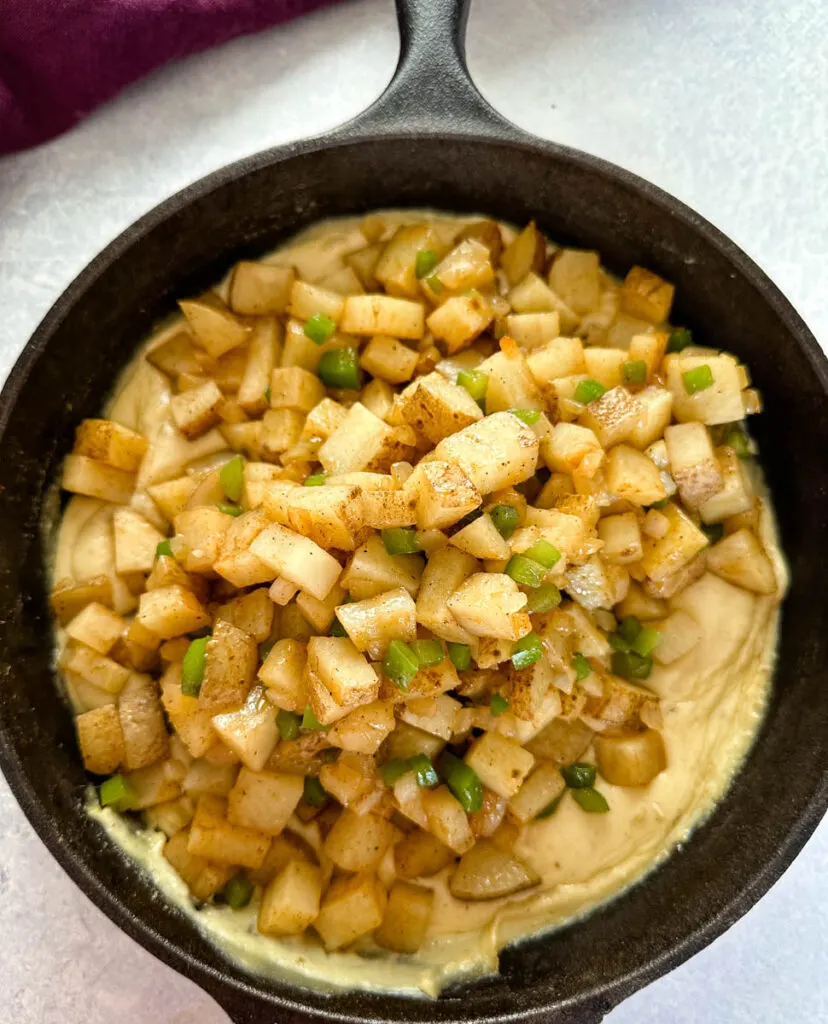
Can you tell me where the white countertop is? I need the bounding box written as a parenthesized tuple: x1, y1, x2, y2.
(1, 1, 826, 1020)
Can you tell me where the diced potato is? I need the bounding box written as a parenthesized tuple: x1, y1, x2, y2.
(75, 705, 125, 774)
(343, 534, 424, 600)
(288, 280, 345, 323)
(170, 380, 223, 440)
(581, 348, 626, 390)
(268, 577, 300, 606)
(449, 513, 510, 560)
(307, 636, 379, 707)
(135, 584, 210, 639)
(147, 474, 202, 522)
(394, 828, 455, 879)
(144, 795, 195, 838)
(597, 512, 643, 565)
(399, 371, 483, 444)
(319, 402, 413, 475)
(605, 445, 667, 506)
(699, 446, 753, 524)
(579, 387, 642, 448)
(422, 786, 474, 853)
(161, 664, 215, 758)
(212, 686, 280, 771)
(361, 488, 418, 529)
(258, 638, 307, 712)
(164, 830, 234, 901)
(302, 397, 348, 443)
(504, 312, 560, 350)
(544, 422, 603, 477)
(220, 420, 262, 459)
(250, 523, 341, 601)
(216, 589, 273, 645)
(260, 408, 305, 458)
(464, 732, 534, 798)
(346, 243, 383, 289)
(627, 386, 673, 449)
(706, 529, 777, 594)
(584, 673, 659, 729)
(296, 581, 347, 633)
(187, 794, 269, 868)
(524, 716, 594, 764)
(360, 335, 418, 384)
(146, 554, 202, 598)
(179, 296, 250, 358)
(146, 331, 204, 378)
(406, 459, 481, 531)
(449, 839, 540, 900)
(327, 700, 396, 754)
(423, 238, 494, 299)
(324, 809, 396, 871)
(60, 641, 130, 694)
(336, 588, 416, 659)
(447, 573, 530, 641)
(66, 602, 125, 655)
(62, 454, 135, 504)
(505, 656, 556, 721)
(508, 272, 578, 333)
(229, 262, 295, 315)
(51, 575, 114, 626)
(198, 619, 258, 712)
(429, 412, 539, 494)
(314, 871, 387, 950)
(173, 506, 231, 574)
(341, 294, 425, 340)
(319, 752, 378, 807)
(183, 758, 239, 796)
(427, 293, 493, 354)
(595, 729, 667, 787)
(628, 331, 668, 380)
(269, 366, 325, 413)
(399, 693, 461, 741)
(248, 830, 316, 886)
(213, 509, 274, 588)
(526, 337, 586, 391)
(615, 581, 668, 621)
(416, 546, 479, 644)
(111, 508, 164, 575)
(118, 676, 169, 770)
(501, 222, 546, 285)
(652, 609, 703, 664)
(640, 503, 709, 582)
(258, 860, 322, 936)
(666, 354, 745, 425)
(227, 767, 304, 835)
(73, 419, 148, 472)
(359, 377, 395, 420)
(284, 484, 365, 551)
(643, 551, 708, 600)
(477, 348, 543, 414)
(508, 762, 566, 823)
(664, 422, 723, 508)
(375, 881, 434, 954)
(374, 223, 444, 297)
(548, 249, 601, 314)
(620, 266, 674, 324)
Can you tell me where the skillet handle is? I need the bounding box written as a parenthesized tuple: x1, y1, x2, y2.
(342, 0, 518, 137)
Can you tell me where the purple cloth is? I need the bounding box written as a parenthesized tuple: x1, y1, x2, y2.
(0, 0, 334, 156)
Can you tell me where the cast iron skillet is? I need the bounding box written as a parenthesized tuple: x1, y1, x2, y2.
(1, 0, 827, 1021)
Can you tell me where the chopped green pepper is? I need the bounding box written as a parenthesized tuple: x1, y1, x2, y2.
(410, 639, 444, 668)
(561, 762, 597, 789)
(301, 706, 326, 731)
(572, 786, 610, 813)
(622, 359, 647, 385)
(304, 313, 336, 346)
(219, 454, 244, 503)
(489, 504, 519, 539)
(415, 249, 438, 279)
(99, 774, 137, 811)
(409, 753, 440, 788)
(259, 638, 276, 662)
(490, 693, 510, 716)
(264, 386, 272, 404)
(426, 274, 445, 294)
(181, 636, 209, 697)
(277, 709, 301, 741)
(383, 639, 420, 691)
(682, 364, 714, 395)
(722, 424, 752, 459)
(666, 327, 693, 353)
(457, 369, 489, 404)
(302, 775, 328, 807)
(439, 751, 483, 813)
(611, 650, 653, 681)
(318, 347, 362, 390)
(574, 379, 607, 405)
(155, 539, 173, 559)
(617, 616, 642, 645)
(526, 583, 561, 614)
(222, 873, 254, 910)
(381, 527, 422, 555)
(511, 631, 543, 670)
(508, 408, 541, 425)
(218, 502, 243, 517)
(572, 652, 592, 681)
(523, 539, 561, 569)
(505, 553, 546, 588)
(381, 759, 410, 786)
(631, 626, 661, 657)
(447, 642, 472, 671)
(304, 473, 326, 486)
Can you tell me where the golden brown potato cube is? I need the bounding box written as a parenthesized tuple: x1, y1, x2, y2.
(187, 794, 269, 868)
(199, 619, 257, 713)
(216, 588, 274, 644)
(361, 488, 418, 529)
(161, 665, 215, 758)
(62, 454, 135, 504)
(287, 484, 365, 551)
(124, 758, 183, 810)
(227, 767, 304, 836)
(211, 686, 280, 771)
(426, 293, 493, 354)
(258, 638, 307, 712)
(221, 420, 263, 459)
(146, 330, 204, 378)
(449, 840, 540, 900)
(565, 556, 629, 611)
(212, 525, 275, 591)
(60, 641, 130, 694)
(595, 728, 667, 787)
(248, 830, 316, 886)
(598, 512, 643, 565)
(666, 354, 745, 425)
(170, 380, 223, 440)
(51, 575, 114, 626)
(111, 507, 165, 575)
(606, 444, 667, 506)
(526, 336, 586, 389)
(327, 700, 395, 754)
(456, 219, 503, 260)
(579, 387, 642, 449)
(398, 693, 460, 741)
(324, 809, 396, 871)
(321, 264, 365, 296)
(118, 676, 169, 770)
(430, 411, 539, 495)
(374, 881, 434, 954)
(505, 657, 556, 721)
(258, 859, 323, 936)
(449, 513, 510, 560)
(164, 830, 234, 901)
(706, 529, 777, 594)
(179, 295, 250, 358)
(525, 716, 594, 764)
(415, 546, 478, 644)
(269, 366, 325, 413)
(699, 446, 753, 524)
(229, 261, 295, 315)
(501, 221, 546, 286)
(342, 533, 425, 600)
(147, 475, 202, 522)
(335, 588, 416, 659)
(173, 506, 231, 574)
(405, 460, 482, 532)
(295, 581, 347, 634)
(250, 522, 341, 601)
(508, 763, 567, 823)
(374, 223, 444, 298)
(146, 555, 200, 601)
(585, 672, 660, 729)
(447, 572, 530, 641)
(399, 371, 483, 444)
(237, 319, 281, 415)
(423, 238, 495, 300)
(319, 751, 378, 807)
(394, 829, 455, 879)
(628, 331, 668, 380)
(548, 249, 601, 315)
(484, 346, 545, 413)
(360, 335, 418, 384)
(259, 408, 304, 459)
(346, 242, 383, 289)
(508, 272, 578, 333)
(615, 580, 668, 621)
(504, 312, 560, 350)
(422, 786, 474, 854)
(301, 397, 348, 445)
(307, 636, 379, 708)
(464, 732, 535, 799)
(288, 279, 345, 323)
(319, 402, 411, 475)
(182, 757, 239, 797)
(144, 796, 196, 838)
(640, 503, 709, 582)
(620, 266, 675, 324)
(73, 418, 148, 472)
(664, 422, 724, 509)
(627, 385, 673, 450)
(135, 584, 210, 639)
(75, 705, 125, 774)
(314, 871, 387, 951)
(66, 602, 125, 656)
(341, 294, 425, 340)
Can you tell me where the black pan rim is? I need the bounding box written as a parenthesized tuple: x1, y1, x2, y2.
(2, 125, 827, 1021)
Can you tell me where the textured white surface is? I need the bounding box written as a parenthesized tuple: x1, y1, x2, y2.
(0, 0, 826, 1021)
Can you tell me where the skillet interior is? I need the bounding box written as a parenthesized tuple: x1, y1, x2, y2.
(1, 133, 827, 1024)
